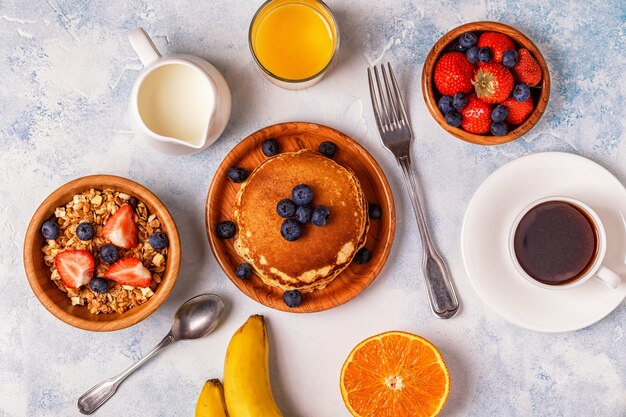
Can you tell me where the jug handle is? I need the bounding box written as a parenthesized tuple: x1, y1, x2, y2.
(129, 28, 162, 66)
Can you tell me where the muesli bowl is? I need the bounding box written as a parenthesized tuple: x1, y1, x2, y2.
(23, 175, 180, 332)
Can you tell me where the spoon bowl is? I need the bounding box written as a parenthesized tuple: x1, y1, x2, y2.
(171, 294, 225, 340)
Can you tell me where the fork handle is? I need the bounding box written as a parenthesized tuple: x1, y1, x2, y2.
(397, 156, 460, 319)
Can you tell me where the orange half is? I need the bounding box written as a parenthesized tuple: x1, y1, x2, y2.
(340, 331, 450, 417)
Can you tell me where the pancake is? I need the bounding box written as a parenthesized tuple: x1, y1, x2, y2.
(233, 149, 368, 292)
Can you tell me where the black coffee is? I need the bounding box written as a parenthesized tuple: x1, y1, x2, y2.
(513, 201, 598, 285)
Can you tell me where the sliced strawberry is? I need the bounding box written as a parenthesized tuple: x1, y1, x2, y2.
(102, 204, 137, 249)
(472, 63, 514, 104)
(433, 52, 476, 96)
(477, 32, 515, 64)
(501, 96, 534, 125)
(512, 48, 542, 86)
(104, 257, 151, 287)
(55, 250, 95, 289)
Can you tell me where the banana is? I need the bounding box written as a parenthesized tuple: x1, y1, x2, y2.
(224, 315, 284, 417)
(195, 379, 229, 417)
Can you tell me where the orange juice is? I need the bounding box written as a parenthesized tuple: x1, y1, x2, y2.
(251, 0, 337, 81)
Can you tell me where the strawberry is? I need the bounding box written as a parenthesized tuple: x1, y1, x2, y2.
(102, 204, 137, 249)
(477, 32, 515, 64)
(104, 257, 152, 287)
(512, 48, 542, 86)
(501, 96, 534, 125)
(433, 52, 476, 96)
(460, 94, 494, 134)
(55, 250, 95, 289)
(472, 63, 514, 104)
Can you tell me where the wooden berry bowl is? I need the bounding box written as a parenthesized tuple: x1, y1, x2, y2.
(206, 122, 395, 313)
(422, 21, 550, 145)
(23, 175, 181, 332)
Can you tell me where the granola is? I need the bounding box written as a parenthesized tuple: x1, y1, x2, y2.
(41, 188, 168, 314)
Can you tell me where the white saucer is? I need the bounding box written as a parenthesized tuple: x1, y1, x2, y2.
(461, 152, 626, 332)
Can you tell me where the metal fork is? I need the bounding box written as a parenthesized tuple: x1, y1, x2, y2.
(367, 63, 459, 319)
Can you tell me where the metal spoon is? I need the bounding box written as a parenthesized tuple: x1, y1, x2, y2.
(77, 293, 225, 415)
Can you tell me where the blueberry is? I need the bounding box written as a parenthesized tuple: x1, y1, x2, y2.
(444, 111, 462, 127)
(368, 203, 382, 220)
(100, 244, 119, 264)
(502, 50, 518, 68)
(90, 277, 110, 294)
(227, 167, 248, 183)
(437, 96, 454, 114)
(262, 139, 280, 157)
(459, 32, 477, 48)
(76, 222, 94, 241)
(478, 47, 492, 63)
(466, 46, 479, 64)
(149, 232, 169, 249)
(490, 121, 508, 136)
(318, 141, 337, 158)
(452, 93, 467, 110)
(452, 42, 467, 52)
(276, 199, 297, 218)
(354, 247, 371, 264)
(291, 184, 313, 206)
(295, 206, 312, 224)
(128, 197, 139, 210)
(311, 206, 330, 226)
(235, 263, 252, 280)
(512, 82, 530, 102)
(280, 219, 302, 241)
(283, 290, 302, 308)
(216, 221, 236, 239)
(491, 105, 509, 123)
(41, 220, 59, 240)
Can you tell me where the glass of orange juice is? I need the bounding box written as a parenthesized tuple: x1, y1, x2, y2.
(249, 0, 339, 89)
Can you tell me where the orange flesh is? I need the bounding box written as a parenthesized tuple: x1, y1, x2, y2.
(341, 332, 449, 417)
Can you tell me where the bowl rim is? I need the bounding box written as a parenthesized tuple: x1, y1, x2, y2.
(421, 21, 551, 145)
(23, 174, 181, 331)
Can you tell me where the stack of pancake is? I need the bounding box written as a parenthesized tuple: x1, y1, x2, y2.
(233, 149, 369, 292)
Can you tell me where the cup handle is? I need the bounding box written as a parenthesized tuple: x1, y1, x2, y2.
(595, 266, 622, 289)
(129, 28, 161, 66)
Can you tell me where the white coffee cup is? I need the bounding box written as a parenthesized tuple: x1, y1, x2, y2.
(128, 28, 231, 155)
(509, 196, 621, 290)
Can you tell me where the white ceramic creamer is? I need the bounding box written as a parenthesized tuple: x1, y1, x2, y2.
(129, 28, 231, 155)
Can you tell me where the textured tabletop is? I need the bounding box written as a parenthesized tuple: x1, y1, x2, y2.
(1, 1, 625, 416)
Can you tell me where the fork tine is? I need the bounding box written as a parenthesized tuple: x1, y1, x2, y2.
(373, 66, 390, 129)
(380, 64, 399, 126)
(367, 68, 384, 133)
(387, 62, 412, 131)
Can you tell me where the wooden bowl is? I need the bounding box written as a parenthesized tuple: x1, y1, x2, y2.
(206, 122, 395, 312)
(23, 175, 181, 331)
(422, 21, 550, 145)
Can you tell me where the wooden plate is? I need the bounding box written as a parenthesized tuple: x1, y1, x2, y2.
(206, 122, 395, 312)
(422, 21, 550, 145)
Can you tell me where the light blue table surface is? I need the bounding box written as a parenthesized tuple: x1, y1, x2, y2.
(1, 1, 625, 416)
